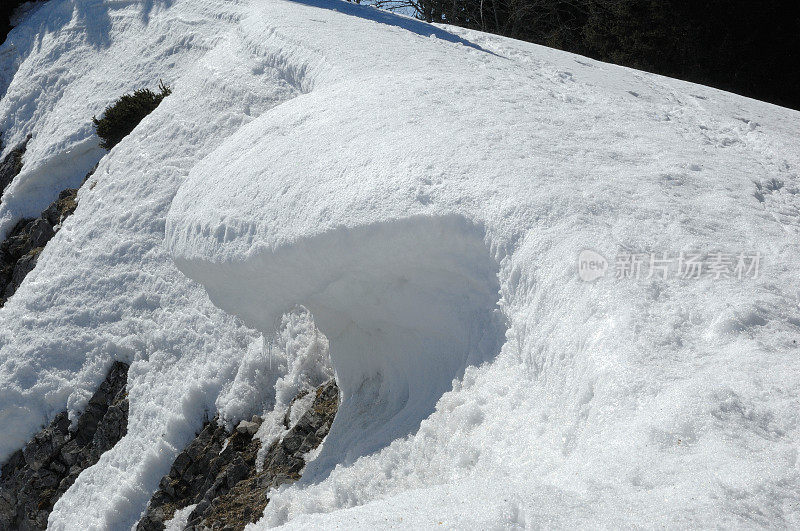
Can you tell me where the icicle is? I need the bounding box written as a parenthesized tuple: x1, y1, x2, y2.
(262, 334, 271, 371)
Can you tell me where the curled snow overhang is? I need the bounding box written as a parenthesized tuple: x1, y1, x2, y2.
(164, 0, 515, 472)
(164, 0, 800, 524)
(171, 213, 505, 473)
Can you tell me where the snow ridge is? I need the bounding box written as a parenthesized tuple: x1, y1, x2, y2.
(0, 0, 799, 528)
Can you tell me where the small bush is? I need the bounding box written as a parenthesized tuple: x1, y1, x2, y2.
(92, 81, 172, 150)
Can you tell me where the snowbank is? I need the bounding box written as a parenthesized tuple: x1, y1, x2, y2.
(0, 0, 308, 528)
(167, 1, 800, 527)
(174, 214, 504, 474)
(0, 0, 798, 528)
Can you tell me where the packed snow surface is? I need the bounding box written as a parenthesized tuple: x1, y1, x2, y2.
(1, 0, 799, 528)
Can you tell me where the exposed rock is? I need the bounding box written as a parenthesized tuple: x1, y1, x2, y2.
(138, 380, 339, 531)
(0, 179, 84, 306)
(0, 133, 30, 196)
(0, 362, 130, 530)
(8, 249, 41, 294)
(42, 188, 79, 227)
(25, 218, 54, 249)
(136, 420, 258, 531)
(236, 420, 260, 435)
(0, 218, 45, 303)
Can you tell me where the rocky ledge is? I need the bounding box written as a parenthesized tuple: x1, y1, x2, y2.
(0, 131, 99, 306)
(0, 187, 79, 305)
(138, 380, 339, 531)
(0, 361, 130, 530)
(0, 134, 30, 195)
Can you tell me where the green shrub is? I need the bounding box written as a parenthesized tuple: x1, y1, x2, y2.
(92, 81, 172, 150)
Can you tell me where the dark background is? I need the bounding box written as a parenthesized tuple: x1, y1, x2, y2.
(3, 0, 800, 110)
(375, 0, 800, 110)
(1, 1, 32, 47)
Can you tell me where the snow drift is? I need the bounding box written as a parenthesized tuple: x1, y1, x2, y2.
(172, 214, 504, 475)
(1, 0, 800, 528)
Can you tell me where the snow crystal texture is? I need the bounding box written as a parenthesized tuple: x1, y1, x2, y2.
(1, 0, 799, 529)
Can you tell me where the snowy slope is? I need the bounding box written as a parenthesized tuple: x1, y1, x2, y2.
(0, 0, 303, 527)
(2, 0, 800, 529)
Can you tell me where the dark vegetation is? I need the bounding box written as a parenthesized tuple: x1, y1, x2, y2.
(372, 0, 800, 110)
(5, 0, 796, 109)
(0, 81, 167, 308)
(93, 81, 172, 150)
(1, 0, 45, 45)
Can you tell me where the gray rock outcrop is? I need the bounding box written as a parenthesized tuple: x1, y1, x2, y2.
(0, 361, 130, 530)
(0, 187, 80, 305)
(137, 380, 339, 531)
(0, 134, 30, 196)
